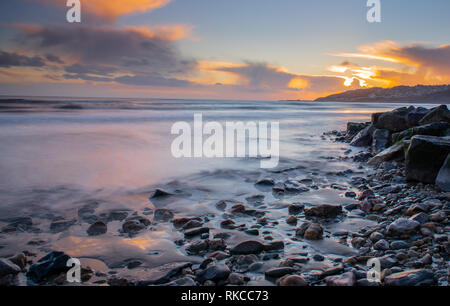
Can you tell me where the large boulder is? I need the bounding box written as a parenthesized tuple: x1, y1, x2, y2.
(392, 122, 449, 143)
(346, 122, 369, 142)
(372, 107, 410, 132)
(405, 106, 430, 127)
(367, 143, 404, 166)
(405, 135, 450, 183)
(436, 154, 450, 191)
(419, 104, 450, 125)
(350, 124, 375, 147)
(372, 129, 390, 153)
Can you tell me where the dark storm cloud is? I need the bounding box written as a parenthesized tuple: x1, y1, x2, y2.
(17, 25, 196, 75)
(0, 50, 45, 68)
(13, 24, 197, 87)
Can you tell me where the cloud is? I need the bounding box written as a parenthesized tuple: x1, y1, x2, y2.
(331, 41, 450, 86)
(0, 50, 45, 68)
(45, 0, 170, 22)
(13, 24, 197, 87)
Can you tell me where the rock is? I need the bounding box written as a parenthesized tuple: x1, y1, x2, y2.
(264, 241, 284, 251)
(215, 200, 227, 210)
(278, 275, 308, 286)
(108, 277, 129, 286)
(350, 124, 375, 147)
(197, 263, 230, 283)
(184, 227, 209, 237)
(245, 229, 259, 236)
(87, 221, 107, 236)
(122, 216, 150, 234)
(345, 191, 356, 198)
(106, 209, 129, 221)
(304, 204, 342, 218)
(264, 267, 296, 278)
(227, 273, 245, 285)
(373, 107, 410, 132)
(383, 269, 435, 286)
(406, 106, 430, 126)
(392, 121, 449, 143)
(137, 262, 192, 285)
(165, 277, 196, 286)
(346, 122, 369, 141)
(429, 211, 447, 223)
(390, 241, 410, 250)
(325, 272, 356, 286)
(419, 104, 450, 125)
(186, 240, 209, 254)
(409, 212, 428, 225)
(207, 251, 229, 260)
(288, 204, 304, 215)
(303, 223, 323, 240)
(9, 254, 27, 270)
(387, 218, 420, 236)
(374, 239, 390, 251)
(255, 178, 275, 186)
(1, 217, 34, 233)
(0, 259, 21, 278)
(357, 189, 375, 200)
(405, 135, 450, 183)
(182, 219, 203, 230)
(320, 264, 344, 278)
(405, 203, 430, 216)
(286, 216, 297, 225)
(50, 219, 76, 233)
(231, 241, 265, 255)
(436, 154, 450, 191)
(27, 251, 71, 283)
(372, 129, 391, 153)
(230, 204, 246, 213)
(154, 209, 174, 222)
(367, 143, 404, 166)
(208, 239, 226, 251)
(150, 188, 173, 198)
(369, 231, 384, 243)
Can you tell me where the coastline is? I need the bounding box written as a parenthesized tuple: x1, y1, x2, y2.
(0, 103, 448, 287)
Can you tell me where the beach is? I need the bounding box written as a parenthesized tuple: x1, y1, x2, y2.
(0, 99, 448, 286)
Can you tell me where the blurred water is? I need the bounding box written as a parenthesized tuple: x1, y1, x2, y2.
(0, 98, 440, 270)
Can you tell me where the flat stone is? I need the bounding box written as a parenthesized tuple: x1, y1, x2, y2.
(264, 267, 296, 278)
(137, 262, 192, 285)
(325, 272, 356, 286)
(387, 218, 420, 236)
(197, 263, 230, 283)
(383, 269, 435, 286)
(184, 227, 209, 237)
(304, 204, 342, 218)
(231, 241, 265, 255)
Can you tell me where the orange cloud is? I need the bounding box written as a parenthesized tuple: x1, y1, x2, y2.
(125, 25, 193, 41)
(330, 41, 450, 88)
(47, 0, 170, 21)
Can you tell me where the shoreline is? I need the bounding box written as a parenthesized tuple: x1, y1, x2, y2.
(0, 104, 449, 286)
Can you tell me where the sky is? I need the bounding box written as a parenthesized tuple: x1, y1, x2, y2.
(0, 0, 449, 100)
